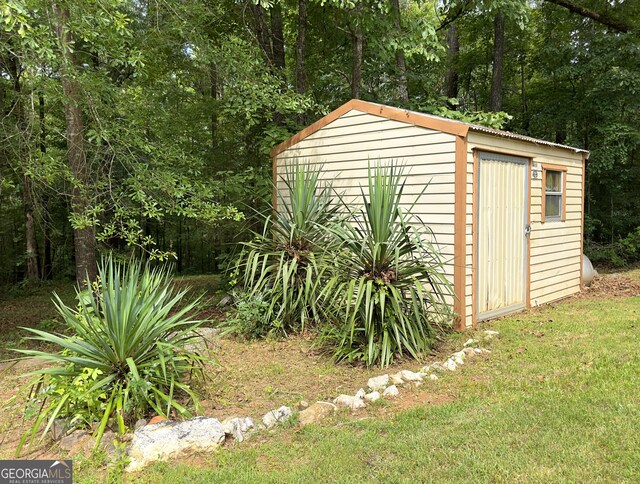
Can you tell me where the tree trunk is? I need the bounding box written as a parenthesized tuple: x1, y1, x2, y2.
(445, 24, 460, 107)
(351, 1, 364, 99)
(250, 3, 273, 65)
(39, 93, 53, 279)
(295, 0, 308, 95)
(23, 176, 40, 281)
(520, 58, 529, 132)
(210, 64, 218, 150)
(8, 51, 40, 281)
(54, 5, 97, 286)
(491, 13, 505, 112)
(270, 3, 285, 71)
(390, 0, 408, 103)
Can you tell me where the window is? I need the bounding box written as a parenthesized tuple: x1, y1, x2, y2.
(542, 165, 566, 222)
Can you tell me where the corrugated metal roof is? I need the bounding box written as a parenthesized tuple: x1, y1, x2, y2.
(369, 102, 589, 155)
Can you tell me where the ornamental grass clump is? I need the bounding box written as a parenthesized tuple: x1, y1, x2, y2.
(15, 257, 206, 455)
(225, 161, 339, 337)
(321, 163, 453, 367)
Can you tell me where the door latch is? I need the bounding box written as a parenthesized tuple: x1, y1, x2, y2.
(524, 224, 531, 237)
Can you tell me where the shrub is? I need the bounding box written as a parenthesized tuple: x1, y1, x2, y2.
(16, 257, 206, 455)
(230, 162, 338, 336)
(320, 163, 453, 367)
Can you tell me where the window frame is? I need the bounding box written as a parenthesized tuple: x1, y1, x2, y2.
(541, 164, 567, 223)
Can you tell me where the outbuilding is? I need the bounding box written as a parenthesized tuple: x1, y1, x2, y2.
(271, 100, 588, 330)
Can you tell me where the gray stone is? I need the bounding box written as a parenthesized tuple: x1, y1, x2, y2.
(222, 417, 255, 442)
(127, 417, 225, 472)
(297, 400, 310, 410)
(430, 362, 447, 372)
(364, 391, 381, 402)
(52, 419, 69, 441)
(382, 385, 399, 398)
(451, 352, 465, 365)
(355, 388, 366, 399)
(134, 419, 147, 430)
(298, 402, 336, 427)
(443, 358, 458, 371)
(58, 430, 89, 451)
(367, 374, 389, 391)
(333, 394, 366, 410)
(390, 372, 405, 385)
(262, 406, 293, 429)
(399, 370, 423, 382)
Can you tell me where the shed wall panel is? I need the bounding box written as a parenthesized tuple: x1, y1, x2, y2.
(275, 109, 458, 295)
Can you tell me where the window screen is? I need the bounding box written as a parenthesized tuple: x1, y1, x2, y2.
(545, 170, 563, 219)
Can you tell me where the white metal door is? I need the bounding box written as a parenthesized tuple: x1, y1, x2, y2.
(477, 152, 528, 319)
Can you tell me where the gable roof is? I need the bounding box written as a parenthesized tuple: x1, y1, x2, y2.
(270, 99, 589, 157)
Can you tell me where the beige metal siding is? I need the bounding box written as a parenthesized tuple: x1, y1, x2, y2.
(468, 133, 583, 312)
(275, 109, 458, 304)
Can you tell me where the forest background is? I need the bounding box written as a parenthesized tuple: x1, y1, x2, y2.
(1, 0, 638, 284)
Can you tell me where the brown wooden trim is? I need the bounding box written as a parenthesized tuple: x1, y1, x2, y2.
(453, 135, 467, 331)
(272, 154, 278, 211)
(580, 153, 586, 288)
(471, 149, 479, 329)
(270, 99, 469, 157)
(540, 163, 568, 223)
(526, 159, 532, 309)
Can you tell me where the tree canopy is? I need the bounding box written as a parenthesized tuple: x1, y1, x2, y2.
(1, 0, 638, 283)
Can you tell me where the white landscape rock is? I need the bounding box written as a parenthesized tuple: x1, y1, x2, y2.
(399, 370, 424, 382)
(298, 402, 336, 427)
(429, 362, 447, 372)
(222, 417, 255, 443)
(474, 348, 483, 354)
(451, 352, 465, 366)
(462, 347, 476, 357)
(463, 338, 478, 347)
(427, 373, 438, 381)
(484, 330, 499, 335)
(364, 391, 381, 402)
(389, 372, 405, 385)
(127, 417, 225, 472)
(382, 385, 399, 398)
(367, 374, 389, 391)
(355, 388, 366, 399)
(443, 358, 458, 371)
(419, 365, 431, 374)
(334, 394, 366, 410)
(262, 406, 293, 429)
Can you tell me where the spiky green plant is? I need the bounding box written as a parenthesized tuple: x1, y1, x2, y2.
(225, 161, 338, 336)
(15, 256, 206, 455)
(320, 163, 453, 367)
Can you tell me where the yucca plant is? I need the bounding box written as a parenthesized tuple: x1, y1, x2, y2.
(320, 163, 453, 367)
(225, 161, 338, 336)
(15, 256, 206, 455)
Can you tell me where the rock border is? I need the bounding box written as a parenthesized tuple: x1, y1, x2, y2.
(112, 330, 496, 471)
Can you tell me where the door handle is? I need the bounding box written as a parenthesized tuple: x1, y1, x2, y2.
(525, 224, 531, 237)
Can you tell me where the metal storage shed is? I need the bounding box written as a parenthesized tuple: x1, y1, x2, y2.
(271, 100, 589, 330)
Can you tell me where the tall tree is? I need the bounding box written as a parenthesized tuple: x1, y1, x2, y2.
(351, 0, 364, 99)
(390, 0, 408, 102)
(53, 4, 96, 285)
(445, 24, 460, 105)
(491, 12, 505, 112)
(295, 0, 308, 95)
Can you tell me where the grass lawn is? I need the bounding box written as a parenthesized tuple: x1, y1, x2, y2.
(1, 272, 639, 482)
